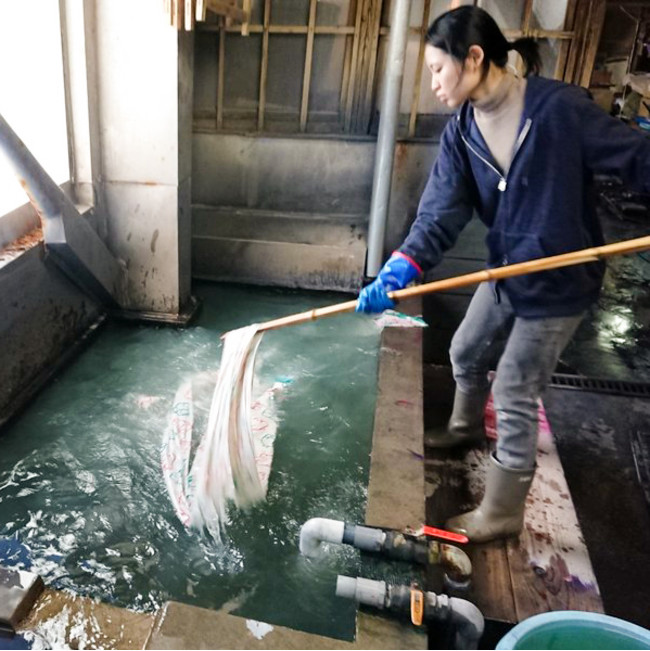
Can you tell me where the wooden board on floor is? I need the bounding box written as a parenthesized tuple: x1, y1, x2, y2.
(424, 365, 603, 623)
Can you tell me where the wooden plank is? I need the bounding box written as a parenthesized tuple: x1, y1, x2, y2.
(217, 20, 225, 129)
(241, 0, 251, 35)
(359, 0, 383, 133)
(200, 24, 384, 35)
(205, 0, 246, 22)
(196, 0, 207, 21)
(554, 0, 579, 80)
(506, 406, 604, 619)
(339, 0, 358, 117)
(579, 0, 606, 88)
(564, 0, 591, 84)
(503, 28, 574, 39)
(409, 0, 431, 138)
(257, 0, 270, 131)
(300, 0, 318, 132)
(164, 0, 173, 26)
(521, 0, 534, 35)
(367, 326, 425, 530)
(345, 0, 367, 132)
(185, 0, 196, 31)
(198, 22, 572, 38)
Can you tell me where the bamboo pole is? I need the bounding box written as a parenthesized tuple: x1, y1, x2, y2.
(253, 236, 650, 334)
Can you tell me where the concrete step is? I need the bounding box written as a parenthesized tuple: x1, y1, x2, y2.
(192, 206, 367, 292)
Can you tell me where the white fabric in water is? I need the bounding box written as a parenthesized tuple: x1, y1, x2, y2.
(162, 324, 273, 540)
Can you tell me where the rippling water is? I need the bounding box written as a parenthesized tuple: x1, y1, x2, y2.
(0, 283, 385, 640)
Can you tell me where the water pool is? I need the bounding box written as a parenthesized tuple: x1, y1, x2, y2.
(0, 282, 387, 640)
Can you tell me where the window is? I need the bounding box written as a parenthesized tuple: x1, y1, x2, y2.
(0, 0, 70, 218)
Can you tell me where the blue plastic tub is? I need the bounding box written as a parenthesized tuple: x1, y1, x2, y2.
(497, 611, 650, 650)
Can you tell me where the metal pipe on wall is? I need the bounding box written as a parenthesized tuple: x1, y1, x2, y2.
(0, 111, 126, 308)
(366, 0, 412, 277)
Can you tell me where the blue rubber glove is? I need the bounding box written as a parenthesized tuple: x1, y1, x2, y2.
(356, 252, 421, 313)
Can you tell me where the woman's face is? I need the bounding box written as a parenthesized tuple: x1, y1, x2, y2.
(425, 44, 481, 108)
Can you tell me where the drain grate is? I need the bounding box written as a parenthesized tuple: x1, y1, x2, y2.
(549, 373, 650, 398)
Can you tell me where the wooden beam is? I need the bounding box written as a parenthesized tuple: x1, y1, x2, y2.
(554, 0, 579, 80)
(217, 19, 225, 129)
(409, 0, 431, 138)
(300, 0, 318, 132)
(351, 0, 373, 132)
(339, 0, 358, 118)
(359, 0, 382, 133)
(258, 0, 270, 131)
(579, 0, 607, 87)
(204, 0, 247, 23)
(563, 0, 590, 83)
(503, 28, 574, 40)
(164, 0, 173, 26)
(185, 0, 196, 31)
(521, 0, 534, 35)
(344, 0, 365, 131)
(241, 0, 251, 35)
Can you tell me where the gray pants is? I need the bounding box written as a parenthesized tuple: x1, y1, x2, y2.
(450, 283, 584, 470)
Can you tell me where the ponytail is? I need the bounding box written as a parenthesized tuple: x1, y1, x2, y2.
(427, 7, 541, 79)
(508, 37, 541, 77)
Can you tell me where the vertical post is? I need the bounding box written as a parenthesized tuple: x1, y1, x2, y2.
(258, 0, 270, 131)
(300, 0, 318, 132)
(408, 0, 431, 137)
(366, 0, 411, 276)
(339, 0, 358, 120)
(554, 0, 579, 80)
(241, 0, 251, 35)
(358, 0, 383, 132)
(217, 17, 225, 129)
(521, 0, 534, 35)
(345, 0, 367, 131)
(578, 0, 606, 88)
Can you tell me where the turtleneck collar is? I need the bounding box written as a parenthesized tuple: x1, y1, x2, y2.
(470, 69, 519, 115)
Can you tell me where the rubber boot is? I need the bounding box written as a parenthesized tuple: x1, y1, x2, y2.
(445, 454, 535, 543)
(425, 387, 489, 448)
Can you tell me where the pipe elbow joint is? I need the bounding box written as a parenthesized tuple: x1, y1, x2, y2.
(299, 518, 344, 557)
(436, 542, 473, 587)
(449, 596, 485, 649)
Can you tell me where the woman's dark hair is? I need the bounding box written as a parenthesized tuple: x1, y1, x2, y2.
(426, 6, 541, 78)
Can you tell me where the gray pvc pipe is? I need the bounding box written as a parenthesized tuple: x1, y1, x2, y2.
(366, 0, 412, 277)
(336, 576, 484, 649)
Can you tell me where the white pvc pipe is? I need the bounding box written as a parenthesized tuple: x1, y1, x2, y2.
(299, 518, 345, 557)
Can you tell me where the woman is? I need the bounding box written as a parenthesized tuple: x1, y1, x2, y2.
(357, 6, 650, 543)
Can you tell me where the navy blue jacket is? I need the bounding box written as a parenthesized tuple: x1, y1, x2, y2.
(399, 76, 650, 318)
